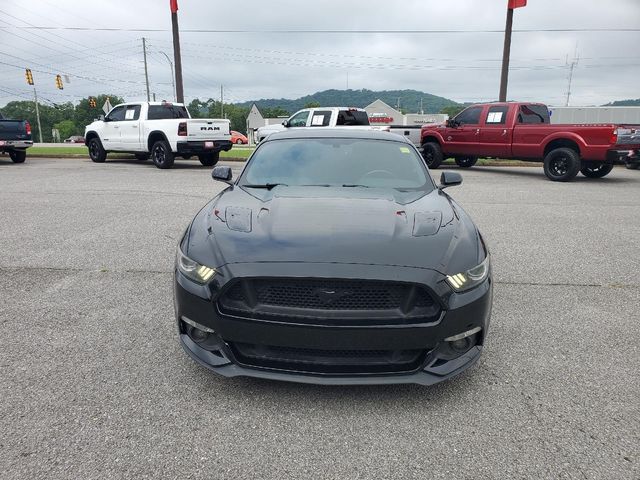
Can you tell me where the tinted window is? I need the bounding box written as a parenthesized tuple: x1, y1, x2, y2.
(288, 110, 310, 127)
(242, 138, 432, 190)
(310, 110, 332, 127)
(106, 106, 126, 122)
(454, 106, 483, 125)
(148, 105, 189, 120)
(485, 106, 509, 124)
(337, 110, 370, 126)
(518, 105, 550, 124)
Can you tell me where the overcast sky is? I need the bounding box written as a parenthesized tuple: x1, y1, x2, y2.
(1, 0, 638, 109)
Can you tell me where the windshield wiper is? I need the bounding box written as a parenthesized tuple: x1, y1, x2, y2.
(242, 183, 288, 190)
(341, 184, 371, 188)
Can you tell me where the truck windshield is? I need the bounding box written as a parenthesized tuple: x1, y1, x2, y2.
(241, 138, 433, 190)
(148, 105, 189, 120)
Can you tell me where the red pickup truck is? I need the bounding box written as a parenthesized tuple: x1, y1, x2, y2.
(420, 102, 640, 181)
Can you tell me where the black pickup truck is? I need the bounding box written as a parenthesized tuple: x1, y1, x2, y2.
(0, 111, 33, 163)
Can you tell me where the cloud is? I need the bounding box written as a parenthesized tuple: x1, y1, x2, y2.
(1, 0, 638, 108)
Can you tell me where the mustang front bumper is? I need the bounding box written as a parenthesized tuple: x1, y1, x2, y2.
(173, 262, 493, 386)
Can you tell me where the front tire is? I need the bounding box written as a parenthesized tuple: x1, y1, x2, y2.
(9, 150, 26, 163)
(151, 140, 174, 169)
(543, 148, 580, 182)
(422, 142, 443, 169)
(88, 138, 106, 163)
(198, 152, 220, 167)
(580, 162, 614, 178)
(455, 156, 477, 168)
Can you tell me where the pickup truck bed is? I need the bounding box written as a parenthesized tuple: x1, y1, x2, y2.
(420, 102, 640, 181)
(0, 113, 32, 163)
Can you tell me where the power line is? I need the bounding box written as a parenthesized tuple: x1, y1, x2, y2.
(0, 26, 638, 34)
(0, 21, 145, 78)
(0, 56, 173, 88)
(0, 10, 145, 76)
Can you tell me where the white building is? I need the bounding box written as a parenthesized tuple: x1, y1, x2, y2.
(364, 99, 448, 126)
(245, 104, 287, 144)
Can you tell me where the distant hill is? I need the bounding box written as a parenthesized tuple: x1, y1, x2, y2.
(602, 99, 640, 107)
(235, 89, 460, 115)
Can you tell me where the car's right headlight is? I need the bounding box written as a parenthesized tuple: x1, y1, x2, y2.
(445, 255, 490, 292)
(176, 248, 216, 284)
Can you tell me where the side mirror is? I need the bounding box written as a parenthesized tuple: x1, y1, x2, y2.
(99, 114, 106, 121)
(445, 119, 458, 128)
(282, 120, 290, 128)
(212, 165, 233, 184)
(439, 171, 462, 189)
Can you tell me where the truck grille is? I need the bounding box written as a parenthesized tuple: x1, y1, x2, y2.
(218, 278, 440, 326)
(230, 342, 428, 374)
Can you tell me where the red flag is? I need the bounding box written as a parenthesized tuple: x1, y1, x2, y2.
(508, 0, 527, 8)
(170, 0, 178, 13)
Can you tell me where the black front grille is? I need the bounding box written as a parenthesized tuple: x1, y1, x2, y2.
(231, 342, 428, 374)
(218, 278, 440, 325)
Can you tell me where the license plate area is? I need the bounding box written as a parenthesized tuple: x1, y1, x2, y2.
(204, 141, 214, 149)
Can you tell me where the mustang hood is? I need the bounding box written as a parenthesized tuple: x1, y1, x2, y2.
(186, 186, 482, 274)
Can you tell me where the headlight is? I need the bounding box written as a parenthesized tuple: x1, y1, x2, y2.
(445, 255, 490, 292)
(176, 248, 216, 284)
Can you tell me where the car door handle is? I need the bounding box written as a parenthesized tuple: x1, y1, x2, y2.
(113, 125, 120, 129)
(502, 129, 507, 136)
(475, 129, 480, 135)
(132, 125, 138, 128)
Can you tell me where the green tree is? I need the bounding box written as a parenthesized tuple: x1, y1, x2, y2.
(53, 119, 79, 140)
(261, 107, 290, 118)
(439, 105, 465, 118)
(74, 94, 125, 131)
(1, 100, 74, 142)
(304, 101, 321, 108)
(186, 98, 212, 118)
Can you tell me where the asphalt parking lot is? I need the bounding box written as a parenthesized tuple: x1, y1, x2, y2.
(1, 156, 639, 479)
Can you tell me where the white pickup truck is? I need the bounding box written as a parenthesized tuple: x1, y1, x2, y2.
(85, 101, 232, 169)
(256, 107, 388, 142)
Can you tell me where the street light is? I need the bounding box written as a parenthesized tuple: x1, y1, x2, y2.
(157, 51, 176, 102)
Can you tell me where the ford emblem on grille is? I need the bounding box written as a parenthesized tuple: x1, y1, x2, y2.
(314, 288, 351, 304)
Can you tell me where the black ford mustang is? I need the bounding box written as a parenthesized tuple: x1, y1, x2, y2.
(173, 129, 492, 385)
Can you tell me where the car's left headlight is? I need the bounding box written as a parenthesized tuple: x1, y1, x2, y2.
(445, 255, 490, 292)
(176, 248, 216, 284)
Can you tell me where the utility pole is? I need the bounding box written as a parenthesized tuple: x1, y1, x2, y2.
(24, 69, 42, 142)
(499, 0, 527, 102)
(565, 48, 579, 106)
(498, 8, 514, 102)
(170, 0, 184, 103)
(220, 85, 224, 118)
(33, 87, 43, 143)
(420, 98, 424, 115)
(142, 37, 150, 101)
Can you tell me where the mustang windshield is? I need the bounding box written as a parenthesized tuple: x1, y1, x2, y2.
(241, 138, 433, 190)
